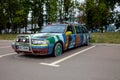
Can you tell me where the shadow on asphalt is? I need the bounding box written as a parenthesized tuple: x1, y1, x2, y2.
(16, 44, 92, 60)
(17, 54, 52, 59)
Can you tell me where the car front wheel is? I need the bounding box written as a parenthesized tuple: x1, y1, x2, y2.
(53, 43, 62, 57)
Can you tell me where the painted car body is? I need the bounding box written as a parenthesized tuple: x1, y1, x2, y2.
(12, 23, 90, 56)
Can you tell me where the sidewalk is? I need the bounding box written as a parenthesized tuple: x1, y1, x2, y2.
(0, 40, 13, 42)
(92, 43, 120, 46)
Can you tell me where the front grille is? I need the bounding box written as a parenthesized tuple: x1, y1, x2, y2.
(15, 35, 32, 52)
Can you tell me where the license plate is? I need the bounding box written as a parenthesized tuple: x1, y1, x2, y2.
(18, 46, 29, 51)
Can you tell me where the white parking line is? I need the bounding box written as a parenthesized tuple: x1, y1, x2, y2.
(0, 52, 16, 58)
(0, 46, 11, 49)
(40, 46, 96, 67)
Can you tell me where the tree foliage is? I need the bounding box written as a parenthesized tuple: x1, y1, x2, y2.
(85, 0, 120, 30)
(0, 0, 30, 33)
(0, 0, 120, 33)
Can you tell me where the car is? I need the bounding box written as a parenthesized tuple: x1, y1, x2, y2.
(12, 23, 90, 57)
(115, 27, 120, 32)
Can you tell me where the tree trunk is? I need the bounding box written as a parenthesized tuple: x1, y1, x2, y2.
(31, 15, 34, 34)
(25, 18, 27, 34)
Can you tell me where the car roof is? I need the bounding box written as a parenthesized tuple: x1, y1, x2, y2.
(46, 23, 68, 27)
(46, 22, 86, 28)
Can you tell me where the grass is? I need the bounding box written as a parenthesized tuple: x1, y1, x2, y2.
(0, 34, 18, 40)
(0, 32, 120, 44)
(91, 32, 120, 44)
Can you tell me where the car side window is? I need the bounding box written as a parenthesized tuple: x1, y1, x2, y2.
(75, 25, 83, 34)
(75, 26, 80, 34)
(84, 27, 88, 33)
(79, 26, 83, 33)
(81, 26, 88, 33)
(66, 25, 74, 34)
(82, 27, 85, 33)
(75, 25, 88, 34)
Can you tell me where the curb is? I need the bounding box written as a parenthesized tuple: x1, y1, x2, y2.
(91, 43, 120, 46)
(0, 40, 13, 42)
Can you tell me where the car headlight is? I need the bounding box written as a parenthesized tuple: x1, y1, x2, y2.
(15, 38, 19, 42)
(32, 40, 48, 45)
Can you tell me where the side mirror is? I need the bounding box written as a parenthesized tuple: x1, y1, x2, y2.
(66, 31, 72, 36)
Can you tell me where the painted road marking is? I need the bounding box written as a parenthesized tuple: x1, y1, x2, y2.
(0, 52, 16, 58)
(40, 46, 96, 67)
(0, 46, 11, 49)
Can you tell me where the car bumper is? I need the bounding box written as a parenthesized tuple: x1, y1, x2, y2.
(32, 45, 49, 55)
(12, 44, 50, 55)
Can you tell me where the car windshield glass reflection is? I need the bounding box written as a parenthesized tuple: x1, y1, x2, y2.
(39, 25, 66, 33)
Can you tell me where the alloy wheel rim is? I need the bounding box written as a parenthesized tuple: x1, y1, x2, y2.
(55, 44, 62, 56)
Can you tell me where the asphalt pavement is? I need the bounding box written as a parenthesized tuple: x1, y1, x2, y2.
(0, 40, 120, 80)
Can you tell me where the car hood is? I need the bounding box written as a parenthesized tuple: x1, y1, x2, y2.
(31, 33, 61, 40)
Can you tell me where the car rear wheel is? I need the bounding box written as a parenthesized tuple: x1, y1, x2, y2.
(53, 43, 62, 57)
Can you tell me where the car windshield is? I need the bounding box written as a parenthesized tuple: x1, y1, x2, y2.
(39, 25, 66, 33)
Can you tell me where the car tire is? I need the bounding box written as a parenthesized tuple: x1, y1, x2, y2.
(53, 43, 62, 57)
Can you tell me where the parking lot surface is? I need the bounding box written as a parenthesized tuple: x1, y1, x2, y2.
(0, 40, 120, 80)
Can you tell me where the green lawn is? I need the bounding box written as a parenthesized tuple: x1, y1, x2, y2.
(0, 32, 120, 44)
(0, 34, 18, 40)
(91, 32, 120, 44)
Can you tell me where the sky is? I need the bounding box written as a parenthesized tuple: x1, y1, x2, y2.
(114, 4, 120, 12)
(77, 0, 85, 3)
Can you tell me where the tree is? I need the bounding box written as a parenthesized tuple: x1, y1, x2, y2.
(104, 0, 120, 10)
(45, 0, 57, 23)
(115, 13, 120, 29)
(20, 0, 31, 33)
(64, 0, 74, 21)
(57, 0, 64, 22)
(86, 0, 110, 30)
(30, 0, 44, 33)
(77, 3, 86, 23)
(0, 0, 9, 33)
(0, 0, 30, 33)
(7, 0, 19, 33)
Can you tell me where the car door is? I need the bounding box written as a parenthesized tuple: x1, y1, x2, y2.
(75, 25, 89, 46)
(84, 26, 90, 45)
(75, 25, 81, 47)
(77, 25, 86, 46)
(66, 25, 76, 49)
(81, 26, 89, 45)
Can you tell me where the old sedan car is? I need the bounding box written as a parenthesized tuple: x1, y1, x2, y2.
(12, 23, 90, 57)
